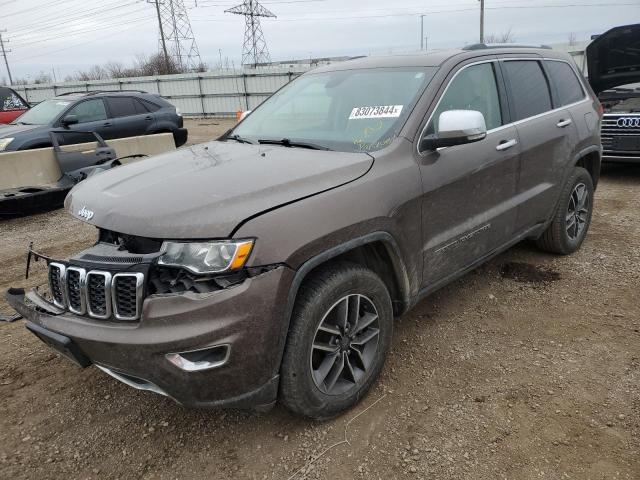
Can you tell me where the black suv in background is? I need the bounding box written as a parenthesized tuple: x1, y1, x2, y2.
(0, 90, 187, 152)
(587, 23, 640, 163)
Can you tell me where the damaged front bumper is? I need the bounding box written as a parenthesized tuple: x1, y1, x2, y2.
(6, 262, 295, 410)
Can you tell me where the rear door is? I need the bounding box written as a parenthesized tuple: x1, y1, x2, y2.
(417, 59, 521, 286)
(105, 96, 154, 138)
(501, 58, 580, 233)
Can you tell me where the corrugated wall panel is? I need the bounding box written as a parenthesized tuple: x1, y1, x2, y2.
(12, 67, 312, 115)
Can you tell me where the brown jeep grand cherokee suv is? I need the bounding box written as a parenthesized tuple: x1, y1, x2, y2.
(7, 46, 602, 419)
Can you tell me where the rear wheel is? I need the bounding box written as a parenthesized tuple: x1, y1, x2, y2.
(536, 167, 594, 255)
(280, 262, 392, 419)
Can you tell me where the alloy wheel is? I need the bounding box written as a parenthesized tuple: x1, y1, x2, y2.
(310, 294, 380, 396)
(566, 182, 589, 240)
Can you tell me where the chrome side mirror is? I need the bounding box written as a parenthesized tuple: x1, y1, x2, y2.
(422, 110, 487, 150)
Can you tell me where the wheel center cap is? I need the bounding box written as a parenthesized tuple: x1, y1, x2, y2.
(339, 337, 350, 351)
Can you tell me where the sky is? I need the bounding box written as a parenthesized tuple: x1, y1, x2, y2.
(1, 0, 639, 82)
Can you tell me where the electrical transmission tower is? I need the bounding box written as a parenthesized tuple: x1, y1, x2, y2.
(225, 0, 276, 68)
(148, 0, 202, 72)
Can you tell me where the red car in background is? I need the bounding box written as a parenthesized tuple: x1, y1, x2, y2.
(0, 86, 29, 124)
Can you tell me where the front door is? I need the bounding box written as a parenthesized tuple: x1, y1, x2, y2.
(417, 60, 521, 287)
(63, 98, 114, 143)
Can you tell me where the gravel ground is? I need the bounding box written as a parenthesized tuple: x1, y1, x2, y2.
(0, 119, 638, 479)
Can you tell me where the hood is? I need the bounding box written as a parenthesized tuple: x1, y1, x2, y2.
(0, 123, 43, 138)
(65, 141, 374, 238)
(587, 23, 640, 94)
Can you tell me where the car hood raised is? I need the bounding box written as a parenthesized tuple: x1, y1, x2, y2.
(587, 23, 640, 94)
(65, 141, 374, 238)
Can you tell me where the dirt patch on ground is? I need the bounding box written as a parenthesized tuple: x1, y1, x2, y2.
(0, 131, 639, 479)
(499, 261, 561, 283)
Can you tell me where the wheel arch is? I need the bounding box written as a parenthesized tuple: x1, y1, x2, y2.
(286, 232, 411, 318)
(573, 145, 601, 189)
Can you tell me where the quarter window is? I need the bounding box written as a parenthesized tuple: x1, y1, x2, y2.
(66, 99, 107, 123)
(503, 60, 552, 121)
(428, 62, 503, 134)
(545, 61, 585, 107)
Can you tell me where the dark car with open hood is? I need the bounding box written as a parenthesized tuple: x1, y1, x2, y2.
(586, 23, 640, 163)
(6, 46, 602, 419)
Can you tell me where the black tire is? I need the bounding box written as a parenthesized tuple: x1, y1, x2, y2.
(280, 262, 393, 419)
(536, 167, 594, 255)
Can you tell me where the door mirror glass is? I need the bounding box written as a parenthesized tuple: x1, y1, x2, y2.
(422, 110, 487, 149)
(62, 114, 79, 127)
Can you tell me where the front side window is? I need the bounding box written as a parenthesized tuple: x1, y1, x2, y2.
(427, 62, 503, 135)
(546, 60, 585, 107)
(232, 67, 438, 152)
(67, 99, 107, 123)
(503, 60, 552, 121)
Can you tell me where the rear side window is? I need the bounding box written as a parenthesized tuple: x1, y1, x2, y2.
(545, 61, 585, 106)
(133, 98, 150, 114)
(106, 97, 139, 117)
(140, 99, 161, 112)
(503, 60, 552, 121)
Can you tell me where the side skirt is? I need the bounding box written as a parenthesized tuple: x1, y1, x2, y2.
(411, 223, 546, 308)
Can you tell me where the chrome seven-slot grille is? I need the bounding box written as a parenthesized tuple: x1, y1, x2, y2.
(601, 114, 640, 157)
(48, 263, 144, 321)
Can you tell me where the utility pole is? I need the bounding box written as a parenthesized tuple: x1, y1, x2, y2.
(479, 0, 485, 43)
(420, 14, 425, 50)
(149, 0, 171, 72)
(0, 31, 13, 86)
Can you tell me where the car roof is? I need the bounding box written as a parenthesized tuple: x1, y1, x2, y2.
(310, 47, 573, 73)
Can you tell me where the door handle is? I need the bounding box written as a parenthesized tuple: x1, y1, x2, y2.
(557, 119, 572, 128)
(103, 122, 112, 127)
(145, 116, 153, 121)
(496, 139, 518, 151)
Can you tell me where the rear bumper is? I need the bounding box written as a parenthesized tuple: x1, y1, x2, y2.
(6, 265, 294, 410)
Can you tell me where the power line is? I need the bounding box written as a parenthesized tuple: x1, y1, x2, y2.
(9, 2, 145, 36)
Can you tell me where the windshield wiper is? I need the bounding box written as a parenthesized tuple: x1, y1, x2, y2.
(225, 133, 254, 145)
(13, 121, 32, 125)
(258, 138, 332, 151)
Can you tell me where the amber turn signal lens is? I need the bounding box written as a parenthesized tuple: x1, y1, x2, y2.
(230, 241, 253, 270)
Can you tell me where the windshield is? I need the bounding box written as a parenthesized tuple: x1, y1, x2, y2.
(12, 98, 72, 125)
(232, 67, 437, 152)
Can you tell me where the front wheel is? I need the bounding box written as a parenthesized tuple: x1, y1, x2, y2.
(536, 166, 594, 255)
(280, 262, 393, 419)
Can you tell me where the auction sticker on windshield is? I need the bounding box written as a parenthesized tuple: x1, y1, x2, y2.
(349, 105, 403, 120)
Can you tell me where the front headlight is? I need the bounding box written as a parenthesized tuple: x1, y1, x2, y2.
(158, 239, 254, 274)
(0, 138, 14, 151)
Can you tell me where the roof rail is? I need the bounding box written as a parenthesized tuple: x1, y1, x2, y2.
(463, 43, 552, 51)
(56, 89, 149, 97)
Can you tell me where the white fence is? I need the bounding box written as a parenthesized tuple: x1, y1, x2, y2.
(11, 66, 312, 117)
